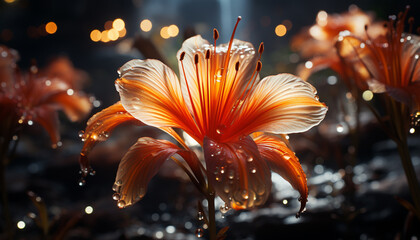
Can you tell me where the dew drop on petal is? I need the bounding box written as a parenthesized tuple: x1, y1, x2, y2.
(78, 130, 85, 138)
(228, 170, 235, 180)
(247, 156, 253, 162)
(241, 190, 249, 200)
(112, 193, 121, 201)
(117, 200, 126, 208)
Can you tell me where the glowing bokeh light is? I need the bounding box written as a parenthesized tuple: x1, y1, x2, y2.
(112, 18, 125, 31)
(90, 29, 101, 42)
(160, 26, 170, 39)
(275, 24, 287, 37)
(45, 22, 57, 34)
(108, 28, 119, 41)
(317, 10, 328, 26)
(17, 221, 25, 229)
(362, 90, 373, 101)
(140, 19, 152, 32)
(85, 206, 93, 214)
(104, 20, 113, 30)
(167, 24, 179, 37)
(118, 28, 127, 38)
(101, 30, 110, 42)
(4, 0, 16, 3)
(305, 61, 313, 69)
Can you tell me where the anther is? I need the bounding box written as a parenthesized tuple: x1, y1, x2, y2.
(256, 61, 262, 72)
(205, 49, 210, 59)
(180, 52, 186, 61)
(213, 29, 219, 41)
(194, 54, 199, 64)
(235, 61, 240, 71)
(258, 42, 264, 55)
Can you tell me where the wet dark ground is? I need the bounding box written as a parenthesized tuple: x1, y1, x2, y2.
(3, 119, 420, 240)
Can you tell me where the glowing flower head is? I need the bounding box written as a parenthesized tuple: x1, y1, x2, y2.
(80, 18, 327, 215)
(336, 7, 420, 115)
(0, 45, 92, 147)
(292, 6, 386, 81)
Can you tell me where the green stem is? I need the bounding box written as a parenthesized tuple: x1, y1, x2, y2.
(206, 192, 216, 240)
(396, 138, 420, 215)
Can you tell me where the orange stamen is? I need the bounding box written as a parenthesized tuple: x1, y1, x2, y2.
(217, 16, 242, 122)
(180, 52, 203, 135)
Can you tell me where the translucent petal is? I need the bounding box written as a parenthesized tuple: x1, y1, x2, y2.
(114, 137, 192, 207)
(228, 74, 327, 138)
(116, 59, 199, 138)
(253, 134, 308, 215)
(203, 136, 271, 209)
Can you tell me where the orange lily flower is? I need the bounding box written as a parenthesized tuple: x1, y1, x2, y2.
(79, 18, 327, 214)
(0, 45, 92, 147)
(292, 6, 385, 83)
(336, 8, 420, 115)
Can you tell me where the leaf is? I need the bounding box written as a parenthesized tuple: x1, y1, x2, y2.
(27, 191, 49, 236)
(395, 196, 420, 218)
(216, 226, 230, 240)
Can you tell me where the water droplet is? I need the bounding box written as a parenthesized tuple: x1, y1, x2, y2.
(79, 178, 86, 186)
(78, 130, 85, 138)
(220, 167, 225, 174)
(89, 169, 96, 176)
(228, 170, 234, 179)
(219, 203, 230, 214)
(224, 185, 230, 193)
(247, 156, 253, 162)
(197, 211, 204, 221)
(216, 129, 222, 134)
(117, 200, 126, 208)
(195, 228, 204, 238)
(67, 89, 74, 96)
(27, 120, 33, 126)
(336, 124, 344, 133)
(250, 168, 257, 174)
(283, 155, 291, 160)
(116, 180, 122, 185)
(241, 190, 249, 200)
(112, 193, 121, 200)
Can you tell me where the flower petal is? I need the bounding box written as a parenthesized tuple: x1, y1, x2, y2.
(203, 136, 271, 209)
(79, 102, 142, 176)
(32, 105, 60, 146)
(401, 34, 420, 86)
(113, 137, 191, 208)
(116, 59, 199, 139)
(253, 134, 308, 216)
(228, 74, 327, 138)
(176, 36, 259, 126)
(33, 79, 92, 122)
